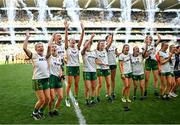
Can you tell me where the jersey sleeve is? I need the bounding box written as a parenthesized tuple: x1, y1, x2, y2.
(31, 53, 38, 60)
(118, 54, 123, 61)
(95, 50, 99, 59)
(158, 51, 163, 57)
(94, 51, 98, 59)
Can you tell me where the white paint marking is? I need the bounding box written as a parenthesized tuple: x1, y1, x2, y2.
(65, 80, 86, 125)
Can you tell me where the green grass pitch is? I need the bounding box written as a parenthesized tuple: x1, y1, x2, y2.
(0, 64, 180, 124)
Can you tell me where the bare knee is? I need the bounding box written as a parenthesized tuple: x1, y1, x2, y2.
(50, 96, 55, 103)
(67, 83, 71, 89)
(98, 83, 102, 88)
(45, 96, 51, 104)
(85, 87, 89, 92)
(145, 77, 149, 83)
(58, 95, 63, 101)
(134, 85, 137, 89)
(91, 85, 96, 90)
(39, 97, 45, 105)
(106, 82, 110, 88)
(75, 83, 79, 88)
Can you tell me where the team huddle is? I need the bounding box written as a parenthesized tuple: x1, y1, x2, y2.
(23, 21, 180, 120)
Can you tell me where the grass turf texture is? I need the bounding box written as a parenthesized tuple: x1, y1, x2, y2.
(0, 64, 180, 124)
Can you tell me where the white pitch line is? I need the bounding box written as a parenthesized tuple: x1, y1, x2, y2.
(64, 80, 86, 125)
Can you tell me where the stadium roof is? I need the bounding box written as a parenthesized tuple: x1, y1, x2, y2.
(0, 0, 179, 11)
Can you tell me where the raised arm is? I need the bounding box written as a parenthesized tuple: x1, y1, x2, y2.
(81, 33, 95, 55)
(46, 41, 52, 59)
(159, 53, 172, 65)
(46, 33, 56, 59)
(49, 32, 56, 44)
(155, 33, 161, 46)
(64, 20, 69, 49)
(115, 49, 121, 56)
(77, 22, 85, 49)
(23, 31, 32, 59)
(142, 42, 148, 58)
(105, 35, 113, 50)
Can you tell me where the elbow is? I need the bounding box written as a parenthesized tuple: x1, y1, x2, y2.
(160, 62, 165, 65)
(23, 48, 26, 51)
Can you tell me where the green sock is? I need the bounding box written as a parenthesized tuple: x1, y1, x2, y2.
(39, 104, 47, 113)
(125, 95, 129, 99)
(74, 95, 78, 100)
(91, 96, 94, 101)
(154, 89, 158, 93)
(66, 97, 70, 100)
(33, 108, 38, 113)
(85, 99, 89, 103)
(54, 109, 58, 112)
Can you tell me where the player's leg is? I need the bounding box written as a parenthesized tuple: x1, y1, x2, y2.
(96, 76, 103, 102)
(166, 74, 172, 98)
(65, 75, 73, 107)
(126, 77, 132, 102)
(110, 67, 116, 99)
(152, 70, 159, 96)
(38, 88, 50, 118)
(144, 70, 150, 96)
(49, 89, 55, 117)
(74, 75, 80, 98)
(84, 80, 91, 105)
(169, 75, 177, 97)
(139, 79, 145, 100)
(133, 79, 138, 100)
(105, 74, 112, 102)
(91, 79, 97, 104)
(160, 74, 166, 99)
(32, 90, 45, 120)
(53, 88, 63, 115)
(121, 77, 128, 103)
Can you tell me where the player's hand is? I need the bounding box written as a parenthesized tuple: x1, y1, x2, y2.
(80, 22, 84, 30)
(64, 20, 70, 28)
(26, 31, 30, 37)
(59, 72, 63, 78)
(107, 35, 113, 43)
(91, 33, 95, 38)
(169, 53, 173, 58)
(102, 63, 109, 66)
(157, 33, 161, 41)
(121, 74, 125, 80)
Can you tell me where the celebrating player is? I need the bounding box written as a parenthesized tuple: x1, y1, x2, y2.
(159, 42, 172, 99)
(131, 46, 145, 100)
(174, 45, 180, 91)
(169, 44, 178, 97)
(48, 44, 64, 117)
(23, 31, 51, 120)
(65, 21, 85, 107)
(96, 35, 113, 102)
(51, 32, 65, 71)
(81, 33, 107, 105)
(119, 44, 132, 103)
(106, 34, 120, 99)
(143, 34, 161, 97)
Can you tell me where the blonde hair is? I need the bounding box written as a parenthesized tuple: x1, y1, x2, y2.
(35, 42, 43, 50)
